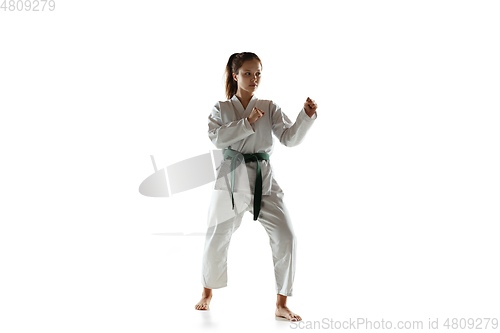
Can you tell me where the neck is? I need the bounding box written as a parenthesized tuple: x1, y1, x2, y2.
(235, 90, 253, 105)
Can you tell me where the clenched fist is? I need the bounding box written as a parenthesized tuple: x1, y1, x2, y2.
(247, 107, 265, 124)
(304, 97, 318, 118)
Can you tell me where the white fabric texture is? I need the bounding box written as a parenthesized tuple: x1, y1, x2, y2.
(202, 177, 296, 296)
(202, 94, 317, 296)
(209, 94, 316, 195)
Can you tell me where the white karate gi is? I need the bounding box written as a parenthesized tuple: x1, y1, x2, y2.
(201, 94, 317, 296)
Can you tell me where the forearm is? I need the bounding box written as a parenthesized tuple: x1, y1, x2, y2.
(208, 117, 255, 148)
(279, 108, 316, 147)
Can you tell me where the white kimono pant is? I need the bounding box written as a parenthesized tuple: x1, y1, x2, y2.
(201, 177, 297, 296)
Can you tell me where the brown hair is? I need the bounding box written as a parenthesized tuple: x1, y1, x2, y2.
(224, 52, 262, 100)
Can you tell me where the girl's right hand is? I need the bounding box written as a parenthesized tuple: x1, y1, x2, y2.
(247, 107, 265, 124)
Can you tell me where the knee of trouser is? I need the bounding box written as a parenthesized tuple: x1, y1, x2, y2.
(278, 229, 297, 248)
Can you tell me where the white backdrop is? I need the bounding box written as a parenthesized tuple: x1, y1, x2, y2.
(1, 0, 499, 332)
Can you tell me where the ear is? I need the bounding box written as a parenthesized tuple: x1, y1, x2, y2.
(232, 73, 237, 82)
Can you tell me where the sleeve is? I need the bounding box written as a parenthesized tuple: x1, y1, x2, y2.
(208, 102, 255, 149)
(270, 100, 317, 147)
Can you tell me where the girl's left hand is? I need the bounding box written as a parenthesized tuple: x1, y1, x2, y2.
(304, 97, 318, 118)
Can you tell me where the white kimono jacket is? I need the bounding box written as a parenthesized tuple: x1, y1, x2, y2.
(208, 94, 317, 196)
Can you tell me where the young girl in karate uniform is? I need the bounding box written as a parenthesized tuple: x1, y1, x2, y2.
(195, 52, 318, 322)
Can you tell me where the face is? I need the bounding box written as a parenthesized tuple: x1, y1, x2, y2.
(233, 59, 262, 94)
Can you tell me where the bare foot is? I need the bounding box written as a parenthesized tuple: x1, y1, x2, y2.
(194, 289, 212, 310)
(275, 305, 302, 321)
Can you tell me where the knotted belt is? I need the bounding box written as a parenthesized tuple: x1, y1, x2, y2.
(223, 148, 270, 221)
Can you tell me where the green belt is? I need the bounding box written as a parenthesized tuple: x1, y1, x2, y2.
(223, 148, 270, 221)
